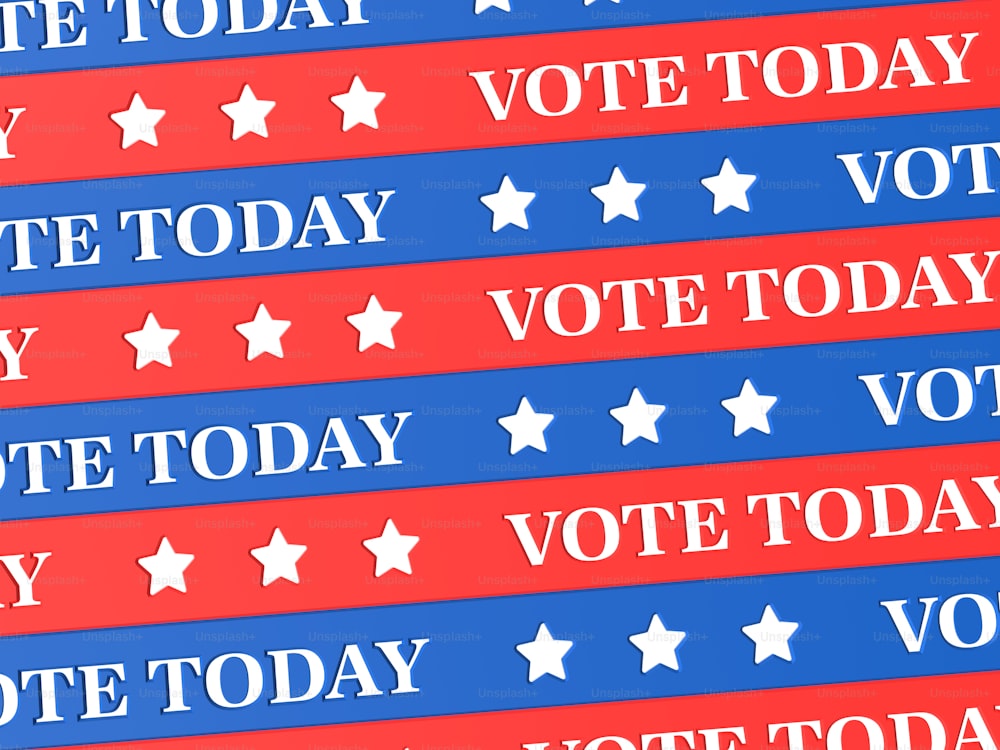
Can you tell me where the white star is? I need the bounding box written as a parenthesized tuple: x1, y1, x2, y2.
(346, 295, 402, 352)
(498, 396, 554, 455)
(250, 528, 307, 586)
(220, 84, 276, 140)
(721, 379, 778, 437)
(590, 167, 647, 223)
(137, 537, 194, 596)
(124, 312, 180, 370)
(741, 605, 799, 664)
(515, 623, 573, 682)
(480, 175, 536, 232)
(700, 158, 758, 215)
(110, 93, 166, 149)
(584, 0, 620, 4)
(628, 614, 686, 673)
(610, 388, 666, 446)
(330, 76, 386, 132)
(475, 0, 510, 11)
(362, 519, 420, 577)
(235, 304, 291, 361)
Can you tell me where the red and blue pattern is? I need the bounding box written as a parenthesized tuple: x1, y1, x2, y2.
(0, 0, 999, 747)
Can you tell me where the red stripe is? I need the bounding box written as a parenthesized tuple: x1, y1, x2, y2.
(0, 1, 995, 185)
(51, 670, 1000, 749)
(4, 441, 1000, 636)
(6, 218, 1000, 407)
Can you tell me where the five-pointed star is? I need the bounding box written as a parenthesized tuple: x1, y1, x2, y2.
(721, 379, 778, 437)
(480, 175, 536, 232)
(584, 0, 620, 5)
(235, 303, 291, 361)
(362, 519, 420, 577)
(250, 528, 307, 586)
(590, 166, 647, 223)
(124, 312, 180, 370)
(498, 396, 555, 455)
(475, 0, 511, 11)
(346, 295, 402, 352)
(742, 605, 799, 664)
(515, 623, 574, 682)
(700, 158, 758, 215)
(110, 93, 166, 149)
(330, 76, 386, 132)
(629, 614, 687, 673)
(220, 84, 276, 140)
(610, 387, 666, 446)
(137, 537, 194, 596)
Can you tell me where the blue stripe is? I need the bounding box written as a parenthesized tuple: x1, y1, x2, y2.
(2, 107, 997, 295)
(4, 328, 1000, 519)
(0, 0, 951, 76)
(2, 555, 998, 746)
